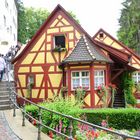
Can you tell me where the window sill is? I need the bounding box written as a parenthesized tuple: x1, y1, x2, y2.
(52, 47, 67, 52)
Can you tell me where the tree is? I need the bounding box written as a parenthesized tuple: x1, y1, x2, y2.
(17, 2, 80, 44)
(117, 0, 140, 54)
(17, 1, 50, 44)
(68, 11, 80, 24)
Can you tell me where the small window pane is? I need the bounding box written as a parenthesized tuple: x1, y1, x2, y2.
(94, 70, 105, 89)
(82, 78, 89, 88)
(72, 72, 79, 77)
(95, 71, 98, 76)
(82, 71, 89, 77)
(73, 79, 80, 88)
(71, 71, 90, 90)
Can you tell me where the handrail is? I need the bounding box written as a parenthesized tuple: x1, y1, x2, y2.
(6, 62, 140, 140)
(8, 85, 140, 140)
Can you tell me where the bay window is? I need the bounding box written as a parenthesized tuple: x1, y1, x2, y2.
(71, 71, 90, 90)
(94, 70, 105, 89)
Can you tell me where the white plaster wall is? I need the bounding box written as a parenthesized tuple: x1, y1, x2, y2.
(0, 0, 17, 55)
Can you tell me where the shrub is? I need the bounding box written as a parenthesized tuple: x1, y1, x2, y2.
(25, 96, 82, 134)
(25, 104, 39, 119)
(80, 108, 140, 130)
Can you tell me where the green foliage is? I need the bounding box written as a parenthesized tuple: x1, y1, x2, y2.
(80, 108, 140, 130)
(121, 71, 136, 106)
(25, 96, 82, 134)
(25, 104, 39, 118)
(17, 2, 50, 44)
(68, 11, 80, 24)
(117, 0, 140, 54)
(75, 87, 86, 102)
(17, 2, 80, 44)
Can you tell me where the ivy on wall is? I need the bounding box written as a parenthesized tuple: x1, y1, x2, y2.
(121, 71, 136, 106)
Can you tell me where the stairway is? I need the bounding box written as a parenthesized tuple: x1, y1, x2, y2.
(113, 92, 125, 108)
(0, 81, 13, 110)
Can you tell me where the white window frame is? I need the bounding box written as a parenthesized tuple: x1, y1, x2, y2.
(94, 70, 105, 89)
(132, 72, 140, 83)
(71, 71, 90, 90)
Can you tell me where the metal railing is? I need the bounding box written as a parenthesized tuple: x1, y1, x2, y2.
(7, 83, 140, 140)
(5, 64, 140, 140)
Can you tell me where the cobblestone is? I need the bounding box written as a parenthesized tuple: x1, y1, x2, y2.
(0, 111, 21, 140)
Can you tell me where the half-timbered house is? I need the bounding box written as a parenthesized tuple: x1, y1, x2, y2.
(12, 5, 140, 108)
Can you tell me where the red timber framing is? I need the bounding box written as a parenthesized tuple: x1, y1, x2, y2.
(12, 4, 140, 108)
(63, 62, 110, 108)
(90, 63, 95, 108)
(67, 65, 71, 96)
(92, 29, 140, 70)
(12, 4, 96, 105)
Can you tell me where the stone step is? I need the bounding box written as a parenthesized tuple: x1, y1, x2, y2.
(0, 91, 9, 95)
(113, 105, 125, 108)
(0, 99, 11, 105)
(113, 102, 125, 106)
(113, 92, 125, 108)
(114, 95, 124, 98)
(0, 105, 12, 110)
(0, 95, 9, 100)
(0, 86, 9, 91)
(0, 82, 15, 87)
(113, 103, 125, 106)
(114, 100, 125, 103)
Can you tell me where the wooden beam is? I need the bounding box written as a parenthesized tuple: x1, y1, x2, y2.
(90, 63, 94, 108)
(111, 69, 124, 82)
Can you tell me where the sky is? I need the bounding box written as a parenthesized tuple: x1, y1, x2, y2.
(23, 0, 124, 39)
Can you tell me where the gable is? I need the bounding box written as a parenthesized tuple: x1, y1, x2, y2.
(13, 4, 89, 99)
(93, 29, 140, 70)
(13, 5, 92, 65)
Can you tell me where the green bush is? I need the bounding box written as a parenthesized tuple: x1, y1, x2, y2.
(25, 97, 82, 134)
(25, 104, 39, 119)
(80, 108, 140, 130)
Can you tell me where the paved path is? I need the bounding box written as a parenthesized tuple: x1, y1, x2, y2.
(4, 109, 51, 140)
(0, 111, 20, 140)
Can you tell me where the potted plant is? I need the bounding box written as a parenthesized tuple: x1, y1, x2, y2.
(52, 46, 66, 52)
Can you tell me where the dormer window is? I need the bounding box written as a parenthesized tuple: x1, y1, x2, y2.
(53, 35, 66, 52)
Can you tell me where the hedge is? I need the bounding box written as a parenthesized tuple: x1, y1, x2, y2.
(25, 103, 140, 130)
(80, 108, 140, 130)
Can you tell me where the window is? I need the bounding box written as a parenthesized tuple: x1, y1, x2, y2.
(94, 70, 105, 89)
(99, 32, 104, 38)
(132, 72, 140, 83)
(7, 27, 9, 33)
(54, 35, 65, 48)
(27, 75, 34, 86)
(3, 16, 6, 26)
(71, 71, 90, 90)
